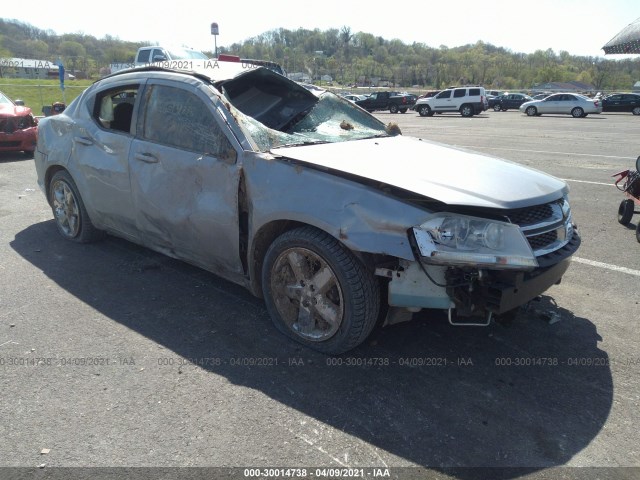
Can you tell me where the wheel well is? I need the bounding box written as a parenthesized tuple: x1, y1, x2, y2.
(44, 165, 67, 205)
(249, 220, 306, 297)
(248, 221, 378, 298)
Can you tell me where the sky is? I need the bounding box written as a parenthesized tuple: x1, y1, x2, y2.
(3, 0, 639, 59)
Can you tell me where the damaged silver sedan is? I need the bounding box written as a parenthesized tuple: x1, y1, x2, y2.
(34, 63, 580, 354)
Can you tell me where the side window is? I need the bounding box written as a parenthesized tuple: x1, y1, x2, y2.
(93, 86, 139, 133)
(141, 84, 235, 161)
(137, 49, 151, 63)
(453, 89, 466, 98)
(469, 88, 480, 96)
(436, 90, 452, 99)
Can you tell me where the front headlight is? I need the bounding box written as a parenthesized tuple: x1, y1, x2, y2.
(412, 214, 538, 270)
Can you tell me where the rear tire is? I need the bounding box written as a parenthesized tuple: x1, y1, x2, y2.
(48, 170, 105, 243)
(571, 107, 584, 118)
(632, 106, 640, 115)
(460, 104, 474, 117)
(636, 222, 640, 243)
(262, 227, 380, 355)
(493, 104, 502, 112)
(389, 104, 398, 114)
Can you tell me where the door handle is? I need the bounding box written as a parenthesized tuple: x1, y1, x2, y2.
(134, 153, 159, 164)
(73, 136, 93, 146)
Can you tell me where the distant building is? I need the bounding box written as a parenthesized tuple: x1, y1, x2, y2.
(532, 81, 596, 94)
(0, 58, 60, 80)
(287, 72, 311, 83)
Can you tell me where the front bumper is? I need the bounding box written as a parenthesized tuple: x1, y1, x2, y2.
(0, 128, 38, 152)
(387, 228, 581, 316)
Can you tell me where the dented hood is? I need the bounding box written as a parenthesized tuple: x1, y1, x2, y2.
(0, 103, 32, 117)
(270, 135, 567, 209)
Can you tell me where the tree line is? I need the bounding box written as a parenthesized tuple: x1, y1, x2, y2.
(1, 19, 638, 90)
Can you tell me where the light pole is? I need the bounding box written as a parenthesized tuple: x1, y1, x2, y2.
(211, 22, 219, 58)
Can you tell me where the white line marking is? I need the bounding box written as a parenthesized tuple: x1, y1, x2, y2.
(457, 145, 635, 160)
(561, 178, 613, 186)
(458, 145, 637, 160)
(573, 257, 640, 277)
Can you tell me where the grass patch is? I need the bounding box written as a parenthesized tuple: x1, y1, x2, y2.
(0, 79, 93, 114)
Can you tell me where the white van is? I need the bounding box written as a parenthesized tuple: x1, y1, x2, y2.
(134, 46, 209, 66)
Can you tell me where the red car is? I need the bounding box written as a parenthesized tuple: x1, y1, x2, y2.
(0, 91, 38, 155)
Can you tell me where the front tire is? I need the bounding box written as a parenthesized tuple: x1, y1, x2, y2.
(49, 170, 104, 243)
(618, 199, 634, 225)
(389, 104, 398, 114)
(418, 105, 432, 117)
(525, 106, 537, 116)
(493, 104, 502, 112)
(636, 222, 640, 243)
(262, 227, 380, 355)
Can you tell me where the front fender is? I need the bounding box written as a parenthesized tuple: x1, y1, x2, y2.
(243, 153, 428, 264)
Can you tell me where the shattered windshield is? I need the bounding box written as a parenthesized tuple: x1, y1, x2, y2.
(235, 92, 390, 152)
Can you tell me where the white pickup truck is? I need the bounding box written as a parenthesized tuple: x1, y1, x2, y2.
(109, 46, 209, 73)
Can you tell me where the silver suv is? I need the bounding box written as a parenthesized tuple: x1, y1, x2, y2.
(414, 86, 487, 117)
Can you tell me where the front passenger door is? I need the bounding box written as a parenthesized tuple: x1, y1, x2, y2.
(129, 81, 244, 277)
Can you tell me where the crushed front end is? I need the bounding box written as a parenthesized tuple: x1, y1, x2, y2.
(385, 196, 580, 324)
(0, 112, 38, 153)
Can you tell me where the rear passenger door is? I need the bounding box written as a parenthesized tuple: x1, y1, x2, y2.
(452, 88, 466, 110)
(506, 95, 520, 109)
(71, 82, 142, 240)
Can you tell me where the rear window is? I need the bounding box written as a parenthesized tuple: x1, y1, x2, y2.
(469, 88, 481, 96)
(453, 89, 466, 98)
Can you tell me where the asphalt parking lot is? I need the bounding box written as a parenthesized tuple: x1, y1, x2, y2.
(1, 109, 639, 480)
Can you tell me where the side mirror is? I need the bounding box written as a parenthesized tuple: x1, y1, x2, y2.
(636, 155, 640, 172)
(14, 99, 25, 106)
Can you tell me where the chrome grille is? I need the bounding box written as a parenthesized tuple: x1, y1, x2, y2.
(503, 199, 563, 226)
(504, 199, 571, 256)
(527, 230, 558, 250)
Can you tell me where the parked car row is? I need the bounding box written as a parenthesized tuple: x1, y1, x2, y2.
(340, 88, 640, 119)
